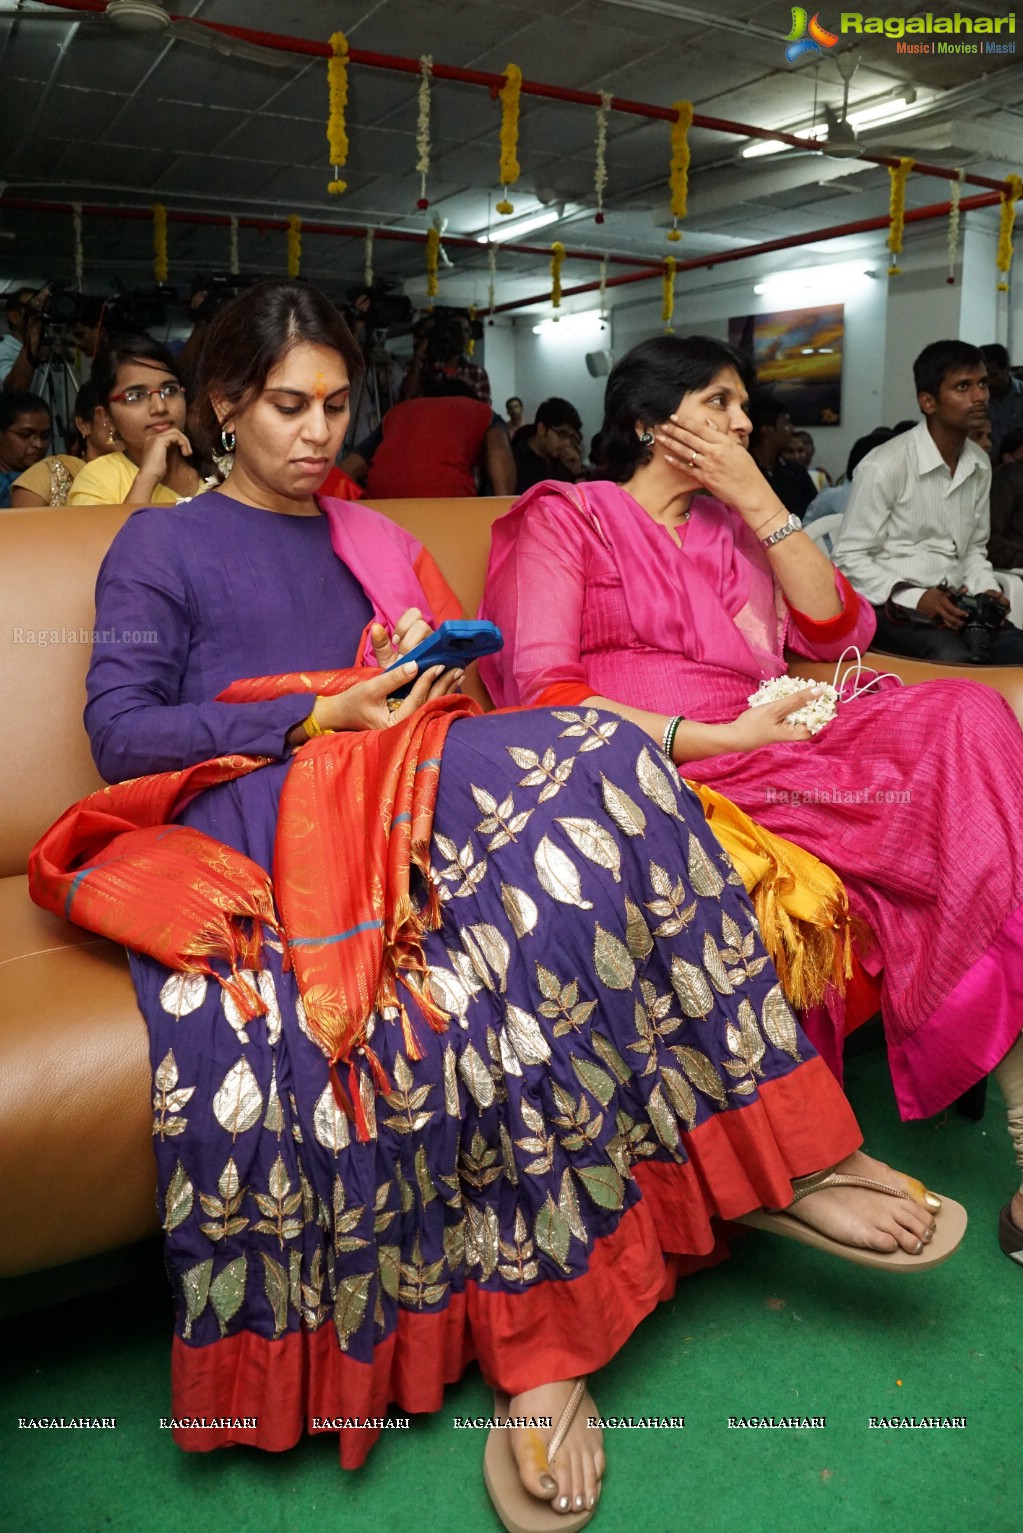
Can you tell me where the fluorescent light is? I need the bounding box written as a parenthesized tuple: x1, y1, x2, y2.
(477, 208, 560, 244)
(847, 97, 910, 130)
(742, 96, 914, 158)
(742, 138, 790, 159)
(531, 310, 607, 335)
(754, 261, 874, 297)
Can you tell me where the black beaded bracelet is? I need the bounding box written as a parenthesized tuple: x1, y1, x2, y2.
(661, 713, 683, 761)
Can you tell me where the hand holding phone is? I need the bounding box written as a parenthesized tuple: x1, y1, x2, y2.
(384, 619, 503, 700)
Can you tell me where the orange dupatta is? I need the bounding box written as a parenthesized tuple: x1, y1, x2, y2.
(29, 669, 478, 1139)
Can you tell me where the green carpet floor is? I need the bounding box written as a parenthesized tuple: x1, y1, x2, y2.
(3, 1047, 1019, 1533)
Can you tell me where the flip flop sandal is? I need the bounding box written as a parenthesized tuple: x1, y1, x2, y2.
(483, 1379, 597, 1533)
(997, 1203, 1023, 1266)
(734, 1168, 967, 1273)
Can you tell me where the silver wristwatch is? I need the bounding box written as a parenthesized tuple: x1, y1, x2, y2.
(760, 512, 801, 548)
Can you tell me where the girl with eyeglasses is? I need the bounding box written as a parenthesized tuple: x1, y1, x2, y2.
(68, 333, 203, 506)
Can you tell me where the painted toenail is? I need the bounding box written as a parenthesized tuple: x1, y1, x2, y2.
(575, 1495, 585, 1509)
(539, 1475, 557, 1492)
(558, 1496, 570, 1510)
(924, 1192, 942, 1212)
(914, 1240, 924, 1254)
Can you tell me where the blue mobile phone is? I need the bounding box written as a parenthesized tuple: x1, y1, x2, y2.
(385, 619, 504, 699)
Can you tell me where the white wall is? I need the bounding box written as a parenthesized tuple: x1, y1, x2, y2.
(510, 310, 611, 446)
(507, 218, 1016, 485)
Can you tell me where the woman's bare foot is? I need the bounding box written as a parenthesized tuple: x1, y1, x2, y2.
(786, 1149, 939, 1255)
(506, 1379, 605, 1516)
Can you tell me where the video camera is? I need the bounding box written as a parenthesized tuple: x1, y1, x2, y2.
(189, 272, 266, 324)
(345, 280, 414, 340)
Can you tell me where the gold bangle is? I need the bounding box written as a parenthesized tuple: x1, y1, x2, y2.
(302, 702, 333, 739)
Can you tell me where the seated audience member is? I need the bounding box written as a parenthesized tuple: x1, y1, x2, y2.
(749, 395, 817, 517)
(786, 428, 830, 492)
(505, 394, 525, 430)
(833, 338, 1023, 663)
(803, 429, 893, 527)
(400, 311, 491, 403)
(969, 414, 993, 455)
(342, 378, 515, 498)
(9, 380, 113, 506)
(980, 343, 1023, 456)
(480, 331, 1023, 1263)
(990, 447, 1023, 571)
(30, 284, 965, 1533)
(513, 397, 584, 493)
(997, 425, 1023, 466)
(0, 390, 50, 505)
(68, 335, 203, 506)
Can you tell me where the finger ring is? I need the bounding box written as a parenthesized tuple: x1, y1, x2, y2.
(386, 697, 403, 713)
(690, 453, 698, 468)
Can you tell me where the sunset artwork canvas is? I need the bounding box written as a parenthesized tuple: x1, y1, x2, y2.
(728, 305, 844, 425)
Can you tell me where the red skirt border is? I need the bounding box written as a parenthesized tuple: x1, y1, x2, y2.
(169, 1056, 860, 1468)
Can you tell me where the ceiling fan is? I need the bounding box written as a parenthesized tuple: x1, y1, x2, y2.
(0, 0, 293, 68)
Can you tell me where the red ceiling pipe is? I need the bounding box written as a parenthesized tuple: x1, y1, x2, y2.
(28, 0, 1013, 194)
(0, 195, 662, 269)
(488, 189, 1005, 314)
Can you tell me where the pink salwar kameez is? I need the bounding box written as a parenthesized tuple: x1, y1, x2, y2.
(480, 480, 1023, 1119)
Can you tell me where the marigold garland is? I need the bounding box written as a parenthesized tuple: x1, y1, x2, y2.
(996, 173, 1023, 291)
(550, 241, 565, 312)
(152, 203, 168, 283)
(496, 63, 522, 215)
(946, 169, 964, 285)
(326, 30, 350, 196)
(287, 214, 302, 279)
(72, 201, 84, 291)
(667, 100, 693, 243)
(467, 302, 477, 356)
(887, 157, 914, 275)
(416, 55, 433, 208)
(425, 225, 441, 306)
(594, 90, 613, 224)
(228, 214, 239, 277)
(364, 228, 375, 289)
(662, 255, 677, 330)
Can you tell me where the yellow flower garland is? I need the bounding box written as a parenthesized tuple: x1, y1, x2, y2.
(326, 31, 349, 196)
(667, 100, 693, 243)
(152, 202, 168, 283)
(467, 302, 477, 356)
(662, 256, 677, 330)
(425, 226, 441, 306)
(287, 215, 302, 279)
(550, 241, 565, 311)
(887, 157, 914, 275)
(996, 173, 1023, 291)
(496, 63, 522, 215)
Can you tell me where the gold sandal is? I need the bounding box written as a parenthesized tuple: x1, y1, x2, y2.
(736, 1167, 967, 1273)
(483, 1379, 598, 1533)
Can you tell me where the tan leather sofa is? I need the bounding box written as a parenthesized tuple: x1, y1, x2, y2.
(3, 500, 1023, 1286)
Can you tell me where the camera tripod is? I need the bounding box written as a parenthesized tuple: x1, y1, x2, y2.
(33, 349, 81, 452)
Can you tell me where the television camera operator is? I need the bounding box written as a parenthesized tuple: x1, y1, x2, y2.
(400, 307, 491, 404)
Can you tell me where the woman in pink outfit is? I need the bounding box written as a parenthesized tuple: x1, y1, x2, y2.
(481, 335, 1023, 1259)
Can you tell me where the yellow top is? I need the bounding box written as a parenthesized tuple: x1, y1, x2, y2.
(67, 451, 182, 506)
(11, 454, 85, 506)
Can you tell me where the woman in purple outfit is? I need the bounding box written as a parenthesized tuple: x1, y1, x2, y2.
(57, 285, 959, 1533)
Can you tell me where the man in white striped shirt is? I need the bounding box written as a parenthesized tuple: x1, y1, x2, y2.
(834, 339, 1023, 663)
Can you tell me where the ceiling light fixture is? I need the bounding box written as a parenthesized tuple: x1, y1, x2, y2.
(742, 96, 915, 158)
(476, 208, 560, 244)
(754, 261, 875, 297)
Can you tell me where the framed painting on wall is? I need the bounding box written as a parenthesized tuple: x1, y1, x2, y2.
(728, 304, 844, 425)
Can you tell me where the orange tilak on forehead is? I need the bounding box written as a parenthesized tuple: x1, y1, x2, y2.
(313, 371, 328, 400)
